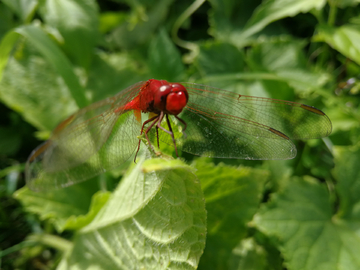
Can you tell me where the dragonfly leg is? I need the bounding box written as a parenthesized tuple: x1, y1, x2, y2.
(155, 126, 160, 148)
(157, 113, 179, 157)
(134, 114, 159, 162)
(175, 115, 187, 138)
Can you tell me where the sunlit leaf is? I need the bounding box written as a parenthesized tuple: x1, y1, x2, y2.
(14, 24, 87, 107)
(14, 179, 102, 232)
(316, 24, 360, 66)
(42, 0, 99, 68)
(0, 50, 78, 131)
(238, 0, 326, 46)
(58, 158, 206, 269)
(210, 0, 326, 47)
(2, 0, 38, 22)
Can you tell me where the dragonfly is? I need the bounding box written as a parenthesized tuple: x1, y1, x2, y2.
(26, 79, 332, 191)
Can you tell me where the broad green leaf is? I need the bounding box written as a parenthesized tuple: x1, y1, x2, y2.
(208, 0, 258, 43)
(58, 158, 206, 269)
(238, 0, 326, 46)
(333, 144, 360, 220)
(194, 159, 268, 269)
(87, 52, 147, 102)
(2, 0, 38, 22)
(254, 177, 360, 270)
(14, 24, 87, 108)
(247, 37, 330, 95)
(109, 0, 174, 49)
(247, 38, 307, 72)
(43, 0, 99, 69)
(262, 159, 293, 191)
(316, 25, 360, 66)
(333, 0, 360, 8)
(228, 238, 267, 270)
(0, 51, 78, 131)
(148, 28, 185, 82)
(63, 191, 111, 230)
(195, 42, 244, 76)
(0, 30, 19, 81)
(275, 69, 329, 93)
(209, 0, 326, 48)
(14, 179, 102, 232)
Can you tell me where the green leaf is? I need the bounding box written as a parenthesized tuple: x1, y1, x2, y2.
(195, 41, 244, 76)
(316, 25, 360, 66)
(229, 238, 267, 270)
(0, 24, 89, 128)
(208, 0, 257, 44)
(333, 144, 360, 220)
(14, 179, 102, 232)
(0, 30, 19, 81)
(15, 24, 87, 108)
(87, 52, 147, 102)
(209, 0, 326, 48)
(254, 177, 360, 270)
(0, 4, 16, 39)
(109, 0, 174, 49)
(333, 0, 360, 8)
(148, 28, 185, 82)
(63, 191, 111, 230)
(42, 0, 99, 68)
(59, 158, 206, 269)
(194, 159, 268, 269)
(2, 0, 38, 22)
(99, 11, 127, 34)
(238, 0, 326, 45)
(0, 51, 78, 131)
(248, 38, 307, 72)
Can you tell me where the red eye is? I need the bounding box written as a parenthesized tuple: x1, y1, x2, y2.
(166, 90, 188, 115)
(154, 84, 171, 111)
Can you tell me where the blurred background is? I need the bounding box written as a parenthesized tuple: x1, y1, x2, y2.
(0, 0, 360, 269)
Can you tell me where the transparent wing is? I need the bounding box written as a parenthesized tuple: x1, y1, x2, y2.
(153, 82, 331, 159)
(26, 81, 145, 191)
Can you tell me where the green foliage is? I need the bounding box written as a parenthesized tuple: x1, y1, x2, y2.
(0, 0, 359, 269)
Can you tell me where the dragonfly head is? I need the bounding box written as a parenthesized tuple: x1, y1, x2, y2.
(150, 79, 189, 115)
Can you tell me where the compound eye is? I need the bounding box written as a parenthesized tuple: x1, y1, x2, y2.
(154, 84, 172, 110)
(166, 91, 188, 115)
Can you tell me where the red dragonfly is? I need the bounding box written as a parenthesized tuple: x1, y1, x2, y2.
(26, 79, 332, 191)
